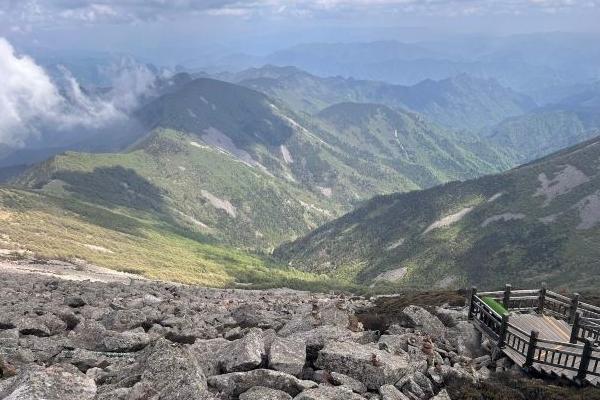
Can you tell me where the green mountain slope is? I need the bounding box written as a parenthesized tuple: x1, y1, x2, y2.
(398, 74, 535, 131)
(487, 110, 599, 163)
(315, 102, 513, 188)
(15, 78, 507, 253)
(0, 186, 340, 289)
(486, 84, 600, 163)
(275, 136, 600, 291)
(16, 129, 335, 250)
(235, 66, 535, 130)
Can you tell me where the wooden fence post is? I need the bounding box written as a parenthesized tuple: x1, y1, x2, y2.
(569, 293, 580, 324)
(468, 287, 477, 320)
(524, 330, 539, 368)
(576, 339, 592, 384)
(498, 314, 509, 348)
(538, 283, 547, 315)
(570, 312, 581, 344)
(503, 284, 511, 309)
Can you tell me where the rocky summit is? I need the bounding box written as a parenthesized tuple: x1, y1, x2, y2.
(0, 271, 522, 400)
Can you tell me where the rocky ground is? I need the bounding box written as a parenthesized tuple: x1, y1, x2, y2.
(0, 271, 519, 400)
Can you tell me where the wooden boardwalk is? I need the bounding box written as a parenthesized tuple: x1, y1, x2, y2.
(504, 314, 600, 384)
(510, 314, 571, 343)
(468, 286, 600, 386)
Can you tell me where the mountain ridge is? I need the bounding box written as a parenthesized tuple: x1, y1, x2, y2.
(233, 65, 536, 131)
(275, 135, 600, 290)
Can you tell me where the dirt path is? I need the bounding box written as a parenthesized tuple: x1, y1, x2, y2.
(0, 258, 144, 284)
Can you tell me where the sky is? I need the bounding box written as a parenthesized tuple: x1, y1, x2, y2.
(1, 0, 600, 64)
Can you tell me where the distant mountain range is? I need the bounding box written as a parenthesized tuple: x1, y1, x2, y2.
(200, 34, 600, 99)
(486, 81, 600, 163)
(275, 136, 600, 291)
(230, 65, 536, 131)
(13, 77, 506, 252)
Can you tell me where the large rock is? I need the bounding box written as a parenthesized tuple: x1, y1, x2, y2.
(289, 326, 373, 350)
(329, 372, 368, 394)
(69, 321, 150, 352)
(16, 316, 51, 337)
(131, 338, 211, 400)
(222, 328, 265, 373)
(447, 321, 483, 357)
(378, 335, 411, 355)
(190, 337, 230, 376)
(315, 341, 409, 390)
(379, 384, 410, 400)
(232, 304, 283, 330)
(278, 316, 315, 337)
(396, 372, 434, 400)
(399, 306, 445, 337)
(240, 386, 293, 400)
(431, 389, 452, 400)
(17, 335, 72, 364)
(102, 328, 151, 352)
(0, 364, 96, 399)
(269, 337, 306, 377)
(191, 330, 269, 376)
(293, 384, 364, 400)
(56, 348, 136, 372)
(207, 369, 316, 399)
(101, 309, 151, 332)
(432, 307, 465, 328)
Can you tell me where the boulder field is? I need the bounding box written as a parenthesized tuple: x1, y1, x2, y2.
(0, 272, 518, 399)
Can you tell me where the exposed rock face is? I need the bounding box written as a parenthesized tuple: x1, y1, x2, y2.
(316, 341, 410, 389)
(0, 271, 498, 399)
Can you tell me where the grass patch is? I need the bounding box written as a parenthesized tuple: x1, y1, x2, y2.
(483, 296, 509, 316)
(0, 187, 343, 290)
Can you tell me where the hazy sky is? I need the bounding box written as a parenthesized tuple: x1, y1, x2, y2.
(1, 0, 600, 63)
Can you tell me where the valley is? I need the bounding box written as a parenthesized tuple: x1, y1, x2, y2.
(1, 34, 600, 295)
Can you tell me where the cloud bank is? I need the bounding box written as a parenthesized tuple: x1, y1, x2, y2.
(1, 0, 599, 27)
(0, 37, 156, 146)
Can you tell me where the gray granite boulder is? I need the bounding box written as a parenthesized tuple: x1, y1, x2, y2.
(222, 328, 265, 373)
(399, 306, 445, 337)
(315, 341, 409, 390)
(0, 364, 96, 400)
(130, 338, 211, 400)
(379, 384, 410, 400)
(330, 372, 368, 394)
(269, 336, 306, 377)
(240, 386, 293, 400)
(293, 384, 364, 400)
(208, 369, 317, 399)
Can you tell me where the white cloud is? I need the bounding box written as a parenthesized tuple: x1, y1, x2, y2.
(101, 58, 158, 111)
(59, 4, 119, 22)
(0, 37, 156, 146)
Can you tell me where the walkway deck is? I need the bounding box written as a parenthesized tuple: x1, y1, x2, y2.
(503, 314, 600, 385)
(468, 286, 600, 386)
(510, 314, 571, 343)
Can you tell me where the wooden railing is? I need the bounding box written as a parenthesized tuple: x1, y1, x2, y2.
(472, 285, 600, 345)
(468, 285, 600, 384)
